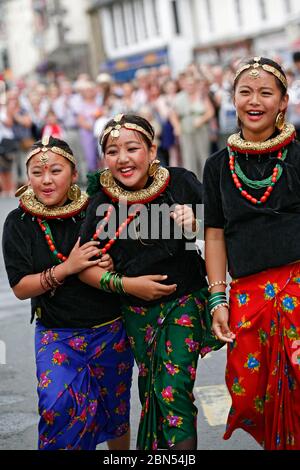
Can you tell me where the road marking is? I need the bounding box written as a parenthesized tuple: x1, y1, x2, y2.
(195, 384, 231, 426)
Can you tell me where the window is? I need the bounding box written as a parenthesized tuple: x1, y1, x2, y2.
(205, 0, 214, 32)
(284, 0, 292, 14)
(141, 0, 149, 38)
(113, 2, 126, 47)
(258, 0, 267, 20)
(144, 0, 160, 37)
(125, 1, 138, 44)
(234, 0, 243, 26)
(151, 0, 160, 35)
(171, 0, 181, 35)
(133, 0, 148, 40)
(108, 5, 117, 48)
(121, 2, 129, 46)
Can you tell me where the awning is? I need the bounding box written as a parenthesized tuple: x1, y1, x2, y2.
(99, 47, 169, 82)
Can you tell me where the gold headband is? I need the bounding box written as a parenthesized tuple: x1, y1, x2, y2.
(26, 135, 76, 165)
(100, 114, 154, 146)
(234, 57, 287, 89)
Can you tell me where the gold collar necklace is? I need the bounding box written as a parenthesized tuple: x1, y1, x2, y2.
(227, 123, 296, 154)
(19, 188, 89, 219)
(99, 167, 170, 204)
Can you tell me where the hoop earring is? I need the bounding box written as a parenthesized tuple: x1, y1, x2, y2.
(275, 112, 285, 131)
(148, 159, 160, 177)
(67, 184, 81, 201)
(15, 184, 29, 197)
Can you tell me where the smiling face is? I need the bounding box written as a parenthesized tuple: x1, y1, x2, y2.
(27, 151, 77, 207)
(234, 69, 289, 142)
(104, 128, 157, 190)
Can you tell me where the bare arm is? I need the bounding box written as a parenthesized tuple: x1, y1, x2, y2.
(205, 227, 235, 343)
(13, 273, 53, 300)
(194, 97, 215, 128)
(205, 227, 227, 292)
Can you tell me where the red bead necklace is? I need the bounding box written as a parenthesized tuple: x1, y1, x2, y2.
(92, 204, 142, 256)
(37, 218, 67, 263)
(38, 204, 142, 262)
(228, 148, 286, 205)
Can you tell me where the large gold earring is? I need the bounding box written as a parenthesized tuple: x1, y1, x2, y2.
(275, 112, 285, 131)
(67, 184, 81, 201)
(15, 184, 29, 197)
(148, 159, 160, 177)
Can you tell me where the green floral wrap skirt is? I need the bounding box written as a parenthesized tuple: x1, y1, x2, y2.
(122, 288, 223, 450)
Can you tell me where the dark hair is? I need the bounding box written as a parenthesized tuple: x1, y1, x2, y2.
(100, 114, 155, 152)
(234, 57, 287, 96)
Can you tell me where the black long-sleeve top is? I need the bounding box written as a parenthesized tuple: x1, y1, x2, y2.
(2, 207, 121, 328)
(80, 167, 207, 307)
(203, 139, 300, 278)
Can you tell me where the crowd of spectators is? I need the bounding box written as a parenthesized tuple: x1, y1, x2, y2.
(1, 53, 300, 196)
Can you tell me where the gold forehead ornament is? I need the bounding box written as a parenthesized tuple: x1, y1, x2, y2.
(26, 134, 76, 166)
(234, 56, 287, 89)
(100, 114, 154, 146)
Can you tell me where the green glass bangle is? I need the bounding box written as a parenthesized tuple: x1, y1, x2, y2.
(208, 297, 228, 314)
(112, 273, 126, 295)
(113, 274, 123, 294)
(209, 296, 227, 301)
(208, 294, 227, 302)
(209, 291, 227, 299)
(209, 299, 227, 310)
(100, 271, 114, 292)
(209, 295, 227, 304)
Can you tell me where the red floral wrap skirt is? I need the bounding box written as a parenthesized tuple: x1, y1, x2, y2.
(224, 262, 300, 449)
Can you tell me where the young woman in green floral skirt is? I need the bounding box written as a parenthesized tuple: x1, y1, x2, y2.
(79, 114, 223, 450)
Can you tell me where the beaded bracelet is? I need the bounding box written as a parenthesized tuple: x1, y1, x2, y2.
(208, 280, 227, 292)
(39, 268, 59, 297)
(50, 266, 64, 287)
(210, 302, 229, 316)
(43, 269, 54, 289)
(40, 271, 50, 291)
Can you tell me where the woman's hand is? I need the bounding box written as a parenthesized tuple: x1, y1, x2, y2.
(123, 275, 177, 301)
(98, 253, 114, 271)
(170, 204, 196, 234)
(63, 238, 101, 276)
(211, 306, 236, 343)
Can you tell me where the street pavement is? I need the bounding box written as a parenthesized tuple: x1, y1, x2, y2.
(0, 197, 260, 450)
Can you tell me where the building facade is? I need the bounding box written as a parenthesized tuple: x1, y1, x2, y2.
(87, 0, 197, 80)
(4, 0, 300, 80)
(88, 0, 300, 82)
(5, 0, 91, 79)
(193, 0, 300, 65)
